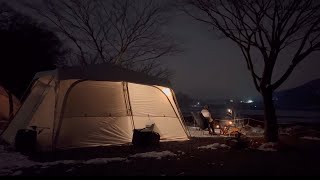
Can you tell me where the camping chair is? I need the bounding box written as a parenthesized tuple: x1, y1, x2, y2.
(191, 112, 209, 135)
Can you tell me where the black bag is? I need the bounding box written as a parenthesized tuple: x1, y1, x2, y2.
(132, 129, 160, 147)
(15, 129, 37, 153)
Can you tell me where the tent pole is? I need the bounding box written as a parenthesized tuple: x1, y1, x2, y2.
(125, 82, 135, 130)
(53, 79, 87, 150)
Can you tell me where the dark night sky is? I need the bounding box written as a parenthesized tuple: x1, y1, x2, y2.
(162, 14, 320, 100)
(4, 0, 320, 100)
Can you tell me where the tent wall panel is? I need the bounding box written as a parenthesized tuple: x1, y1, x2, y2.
(128, 83, 176, 117)
(53, 79, 79, 132)
(132, 116, 188, 141)
(55, 117, 133, 150)
(62, 81, 127, 117)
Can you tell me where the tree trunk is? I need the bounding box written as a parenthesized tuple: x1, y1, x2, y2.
(261, 88, 278, 142)
(5, 89, 14, 120)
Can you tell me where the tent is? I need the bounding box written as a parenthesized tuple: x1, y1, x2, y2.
(1, 63, 189, 151)
(0, 86, 21, 131)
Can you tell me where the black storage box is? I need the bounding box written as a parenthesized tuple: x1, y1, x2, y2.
(132, 129, 160, 147)
(15, 129, 37, 153)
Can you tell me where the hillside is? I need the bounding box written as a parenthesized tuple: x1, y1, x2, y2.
(274, 79, 320, 110)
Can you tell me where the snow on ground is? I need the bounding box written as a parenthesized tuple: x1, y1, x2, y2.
(129, 151, 177, 160)
(0, 145, 179, 175)
(83, 157, 126, 165)
(240, 126, 264, 137)
(198, 143, 230, 150)
(257, 142, 277, 152)
(0, 145, 129, 175)
(187, 126, 230, 138)
(187, 125, 265, 138)
(187, 126, 214, 137)
(300, 136, 320, 141)
(177, 150, 185, 155)
(0, 146, 37, 174)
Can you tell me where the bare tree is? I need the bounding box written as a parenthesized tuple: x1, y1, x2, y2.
(24, 0, 178, 80)
(181, 0, 320, 141)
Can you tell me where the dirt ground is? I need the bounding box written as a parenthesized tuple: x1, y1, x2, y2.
(11, 135, 320, 176)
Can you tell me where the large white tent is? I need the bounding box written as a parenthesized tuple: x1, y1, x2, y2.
(1, 63, 189, 151)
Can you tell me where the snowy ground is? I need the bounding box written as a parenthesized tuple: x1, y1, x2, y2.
(300, 136, 320, 141)
(1, 125, 320, 176)
(198, 143, 230, 150)
(0, 145, 181, 176)
(187, 125, 265, 138)
(2, 136, 320, 176)
(0, 141, 231, 176)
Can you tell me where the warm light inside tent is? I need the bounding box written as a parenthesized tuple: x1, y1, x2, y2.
(162, 88, 171, 96)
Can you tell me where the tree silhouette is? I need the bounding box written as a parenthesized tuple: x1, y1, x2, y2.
(24, 0, 179, 80)
(0, 3, 66, 119)
(182, 0, 320, 141)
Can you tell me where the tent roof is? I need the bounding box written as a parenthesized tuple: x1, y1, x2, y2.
(35, 63, 171, 87)
(33, 70, 57, 80)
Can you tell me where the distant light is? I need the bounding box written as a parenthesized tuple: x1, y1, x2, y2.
(216, 125, 220, 129)
(255, 106, 257, 108)
(228, 121, 233, 125)
(247, 100, 254, 104)
(230, 99, 234, 103)
(227, 109, 232, 113)
(162, 88, 171, 96)
(197, 102, 200, 105)
(240, 101, 243, 103)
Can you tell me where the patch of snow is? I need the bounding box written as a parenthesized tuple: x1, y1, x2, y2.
(187, 126, 223, 138)
(251, 127, 264, 134)
(300, 136, 320, 141)
(198, 143, 230, 150)
(0, 151, 38, 172)
(220, 144, 229, 148)
(11, 170, 23, 176)
(177, 150, 185, 155)
(66, 168, 74, 173)
(0, 145, 126, 175)
(83, 157, 126, 165)
(198, 143, 220, 150)
(42, 160, 78, 167)
(240, 126, 264, 137)
(258, 142, 277, 152)
(129, 151, 177, 160)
